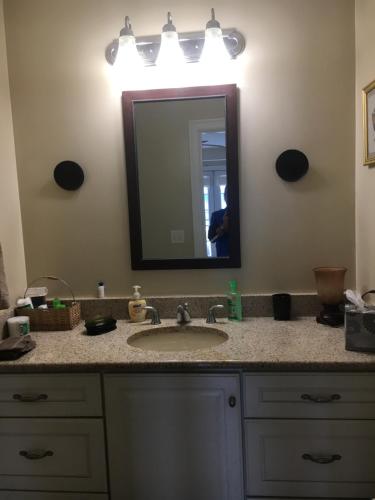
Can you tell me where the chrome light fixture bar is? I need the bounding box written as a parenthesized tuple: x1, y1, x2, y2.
(106, 21, 245, 66)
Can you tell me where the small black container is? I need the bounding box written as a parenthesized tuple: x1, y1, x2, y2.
(30, 295, 46, 308)
(85, 316, 117, 335)
(272, 293, 291, 321)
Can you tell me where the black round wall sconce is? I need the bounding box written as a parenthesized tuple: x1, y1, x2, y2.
(276, 149, 309, 182)
(53, 161, 85, 191)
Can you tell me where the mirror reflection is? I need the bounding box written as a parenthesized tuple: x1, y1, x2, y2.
(134, 96, 229, 259)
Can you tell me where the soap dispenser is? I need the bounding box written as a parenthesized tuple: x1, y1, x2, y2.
(128, 285, 147, 322)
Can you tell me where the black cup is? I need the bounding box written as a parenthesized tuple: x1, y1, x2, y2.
(30, 295, 46, 308)
(272, 293, 291, 321)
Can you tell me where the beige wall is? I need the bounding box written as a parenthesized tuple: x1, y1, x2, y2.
(0, 0, 26, 304)
(4, 0, 355, 297)
(355, 0, 375, 295)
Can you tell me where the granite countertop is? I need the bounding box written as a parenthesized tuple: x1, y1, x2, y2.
(1, 317, 375, 373)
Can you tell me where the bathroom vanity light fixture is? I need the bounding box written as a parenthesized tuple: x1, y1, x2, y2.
(105, 9, 245, 67)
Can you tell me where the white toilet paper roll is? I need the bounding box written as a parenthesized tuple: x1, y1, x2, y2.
(7, 316, 30, 337)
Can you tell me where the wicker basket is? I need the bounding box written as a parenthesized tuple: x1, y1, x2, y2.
(16, 276, 81, 331)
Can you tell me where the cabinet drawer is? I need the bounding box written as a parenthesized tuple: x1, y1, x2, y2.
(0, 374, 102, 416)
(245, 419, 375, 498)
(244, 373, 375, 418)
(1, 494, 108, 500)
(0, 418, 107, 492)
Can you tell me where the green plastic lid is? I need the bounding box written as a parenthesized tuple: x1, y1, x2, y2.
(229, 280, 238, 291)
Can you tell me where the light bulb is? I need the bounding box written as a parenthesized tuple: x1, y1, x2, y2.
(113, 16, 143, 89)
(156, 12, 185, 69)
(200, 8, 231, 65)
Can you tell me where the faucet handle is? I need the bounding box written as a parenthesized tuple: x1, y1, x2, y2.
(183, 303, 191, 319)
(177, 303, 191, 324)
(206, 304, 225, 324)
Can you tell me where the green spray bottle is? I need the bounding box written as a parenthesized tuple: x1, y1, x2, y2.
(227, 280, 243, 321)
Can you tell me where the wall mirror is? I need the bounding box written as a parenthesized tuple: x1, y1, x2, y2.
(123, 84, 240, 270)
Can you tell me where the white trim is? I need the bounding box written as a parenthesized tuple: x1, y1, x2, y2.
(188, 118, 226, 258)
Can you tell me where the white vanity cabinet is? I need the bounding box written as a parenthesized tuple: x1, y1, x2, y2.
(244, 373, 375, 499)
(3, 369, 375, 500)
(0, 374, 108, 499)
(104, 373, 244, 500)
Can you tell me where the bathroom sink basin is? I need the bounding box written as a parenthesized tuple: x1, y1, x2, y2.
(127, 325, 228, 352)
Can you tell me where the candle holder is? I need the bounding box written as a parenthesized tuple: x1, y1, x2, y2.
(313, 267, 347, 327)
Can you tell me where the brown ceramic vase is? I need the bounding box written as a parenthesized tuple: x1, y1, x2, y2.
(313, 267, 347, 327)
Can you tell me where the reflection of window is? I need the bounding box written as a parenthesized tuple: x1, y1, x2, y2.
(203, 184, 212, 257)
(220, 184, 226, 208)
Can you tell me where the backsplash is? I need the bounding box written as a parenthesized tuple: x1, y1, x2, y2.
(0, 294, 319, 339)
(78, 294, 320, 320)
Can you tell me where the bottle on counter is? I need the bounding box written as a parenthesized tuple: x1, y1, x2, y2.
(97, 281, 105, 299)
(52, 298, 66, 309)
(227, 280, 243, 321)
(128, 285, 147, 323)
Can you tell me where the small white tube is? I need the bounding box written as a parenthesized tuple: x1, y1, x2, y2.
(97, 282, 105, 299)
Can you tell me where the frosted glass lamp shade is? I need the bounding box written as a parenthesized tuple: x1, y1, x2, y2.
(156, 31, 185, 68)
(200, 26, 231, 65)
(114, 34, 143, 75)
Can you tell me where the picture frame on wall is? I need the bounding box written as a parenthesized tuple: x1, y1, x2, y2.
(363, 79, 375, 166)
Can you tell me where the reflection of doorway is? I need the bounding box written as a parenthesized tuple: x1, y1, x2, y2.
(203, 171, 227, 257)
(189, 119, 226, 257)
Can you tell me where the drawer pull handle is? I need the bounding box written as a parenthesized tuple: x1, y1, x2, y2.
(19, 449, 54, 460)
(302, 453, 341, 464)
(13, 393, 48, 403)
(301, 393, 341, 403)
(228, 396, 236, 408)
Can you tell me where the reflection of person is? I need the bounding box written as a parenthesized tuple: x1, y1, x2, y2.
(208, 187, 229, 257)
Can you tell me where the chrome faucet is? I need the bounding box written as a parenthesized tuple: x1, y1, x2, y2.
(176, 303, 191, 324)
(206, 304, 225, 323)
(142, 305, 161, 325)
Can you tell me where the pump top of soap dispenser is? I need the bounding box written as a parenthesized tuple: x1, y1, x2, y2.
(132, 285, 142, 299)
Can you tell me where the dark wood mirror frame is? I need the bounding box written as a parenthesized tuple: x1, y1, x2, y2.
(122, 84, 241, 270)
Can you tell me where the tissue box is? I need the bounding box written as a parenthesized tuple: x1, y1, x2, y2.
(345, 305, 375, 352)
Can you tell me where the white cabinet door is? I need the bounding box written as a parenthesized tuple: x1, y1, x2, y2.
(104, 374, 243, 500)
